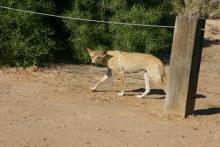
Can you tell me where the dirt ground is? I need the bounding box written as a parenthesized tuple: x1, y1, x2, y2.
(0, 22, 220, 147)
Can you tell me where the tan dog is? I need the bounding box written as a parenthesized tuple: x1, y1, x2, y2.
(87, 48, 167, 98)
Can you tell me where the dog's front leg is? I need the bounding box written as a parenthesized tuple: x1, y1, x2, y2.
(90, 68, 112, 91)
(117, 72, 125, 96)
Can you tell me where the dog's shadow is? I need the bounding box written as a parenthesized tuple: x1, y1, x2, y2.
(94, 88, 165, 99)
(95, 88, 206, 100)
(127, 88, 165, 95)
(125, 88, 166, 99)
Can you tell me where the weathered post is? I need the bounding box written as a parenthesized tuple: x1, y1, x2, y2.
(165, 15, 206, 117)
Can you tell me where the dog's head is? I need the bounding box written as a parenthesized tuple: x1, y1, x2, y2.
(87, 48, 108, 65)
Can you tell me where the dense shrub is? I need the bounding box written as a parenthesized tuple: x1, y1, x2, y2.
(0, 0, 55, 66)
(109, 1, 174, 54)
(0, 0, 175, 66)
(64, 0, 175, 63)
(64, 0, 114, 63)
(172, 0, 220, 18)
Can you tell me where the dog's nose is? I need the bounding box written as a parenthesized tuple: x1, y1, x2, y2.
(92, 63, 95, 66)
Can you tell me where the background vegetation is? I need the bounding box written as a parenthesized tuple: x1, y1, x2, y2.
(173, 0, 220, 17)
(64, 0, 175, 63)
(0, 0, 56, 66)
(0, 0, 219, 66)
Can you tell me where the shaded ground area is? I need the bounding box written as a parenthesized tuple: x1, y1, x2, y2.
(0, 20, 220, 147)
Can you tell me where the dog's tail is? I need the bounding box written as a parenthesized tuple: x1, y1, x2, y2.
(161, 65, 168, 92)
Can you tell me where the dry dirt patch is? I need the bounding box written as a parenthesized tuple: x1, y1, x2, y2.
(0, 55, 220, 147)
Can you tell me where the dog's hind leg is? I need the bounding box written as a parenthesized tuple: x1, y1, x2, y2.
(137, 72, 151, 98)
(117, 71, 125, 96)
(90, 68, 112, 91)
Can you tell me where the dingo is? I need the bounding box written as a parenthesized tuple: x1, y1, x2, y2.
(87, 48, 167, 98)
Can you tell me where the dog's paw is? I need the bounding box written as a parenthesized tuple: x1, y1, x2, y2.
(90, 87, 97, 91)
(136, 94, 145, 99)
(117, 91, 124, 97)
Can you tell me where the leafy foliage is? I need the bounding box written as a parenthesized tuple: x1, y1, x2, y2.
(0, 0, 175, 66)
(110, 2, 174, 54)
(64, 0, 175, 63)
(64, 0, 114, 63)
(172, 0, 220, 18)
(0, 0, 55, 66)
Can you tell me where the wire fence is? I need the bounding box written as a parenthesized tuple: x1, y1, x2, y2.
(0, 6, 175, 29)
(0, 6, 220, 34)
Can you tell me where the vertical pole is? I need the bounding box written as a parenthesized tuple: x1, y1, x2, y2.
(165, 15, 206, 117)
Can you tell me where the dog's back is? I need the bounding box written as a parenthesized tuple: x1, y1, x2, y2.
(107, 51, 166, 83)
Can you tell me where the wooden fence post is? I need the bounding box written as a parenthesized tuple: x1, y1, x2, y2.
(164, 15, 206, 117)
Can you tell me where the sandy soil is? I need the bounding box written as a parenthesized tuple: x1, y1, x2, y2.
(0, 22, 220, 147)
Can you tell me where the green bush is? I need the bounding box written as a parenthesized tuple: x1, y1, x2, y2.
(64, 0, 114, 63)
(64, 0, 175, 63)
(0, 0, 55, 66)
(172, 0, 220, 17)
(110, 3, 174, 55)
(0, 0, 175, 66)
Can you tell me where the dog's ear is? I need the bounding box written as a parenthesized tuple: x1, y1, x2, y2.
(87, 48, 93, 53)
(104, 50, 107, 54)
(101, 50, 107, 55)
